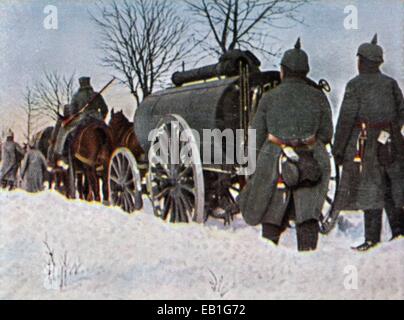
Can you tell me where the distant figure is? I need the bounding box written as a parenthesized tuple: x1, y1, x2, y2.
(0, 129, 25, 190)
(333, 34, 404, 251)
(20, 144, 48, 193)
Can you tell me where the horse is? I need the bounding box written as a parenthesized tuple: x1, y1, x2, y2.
(33, 126, 53, 159)
(108, 109, 145, 210)
(66, 120, 113, 203)
(73, 110, 139, 204)
(109, 109, 144, 158)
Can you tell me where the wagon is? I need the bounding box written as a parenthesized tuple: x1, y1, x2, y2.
(108, 50, 340, 234)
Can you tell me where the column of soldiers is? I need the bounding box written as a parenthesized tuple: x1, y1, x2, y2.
(241, 34, 404, 252)
(0, 77, 108, 193)
(0, 130, 48, 193)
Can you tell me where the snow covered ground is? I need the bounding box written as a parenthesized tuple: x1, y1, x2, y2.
(0, 190, 403, 300)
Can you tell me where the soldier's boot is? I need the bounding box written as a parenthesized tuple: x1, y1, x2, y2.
(388, 208, 404, 241)
(352, 210, 382, 252)
(296, 219, 319, 252)
(262, 223, 287, 246)
(352, 241, 379, 252)
(400, 213, 404, 238)
(385, 189, 404, 240)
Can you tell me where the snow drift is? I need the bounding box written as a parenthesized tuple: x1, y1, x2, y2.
(0, 190, 403, 300)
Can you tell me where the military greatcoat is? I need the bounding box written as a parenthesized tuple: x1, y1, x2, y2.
(239, 78, 334, 226)
(70, 87, 108, 120)
(0, 141, 24, 183)
(20, 149, 48, 193)
(333, 72, 404, 211)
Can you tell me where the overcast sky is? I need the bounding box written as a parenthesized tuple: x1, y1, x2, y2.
(0, 0, 403, 139)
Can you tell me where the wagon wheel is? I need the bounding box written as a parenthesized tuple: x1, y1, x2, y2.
(109, 148, 143, 213)
(148, 114, 205, 224)
(319, 144, 340, 235)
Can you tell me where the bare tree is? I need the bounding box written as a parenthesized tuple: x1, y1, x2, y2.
(34, 71, 75, 121)
(20, 86, 41, 144)
(91, 0, 192, 105)
(184, 0, 310, 57)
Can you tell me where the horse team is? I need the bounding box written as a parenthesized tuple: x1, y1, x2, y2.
(0, 106, 143, 203)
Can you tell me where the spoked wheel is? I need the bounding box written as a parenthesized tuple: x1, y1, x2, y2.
(148, 114, 205, 224)
(108, 148, 143, 213)
(319, 144, 340, 234)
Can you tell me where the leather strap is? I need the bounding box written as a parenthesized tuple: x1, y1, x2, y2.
(268, 134, 316, 148)
(356, 120, 391, 129)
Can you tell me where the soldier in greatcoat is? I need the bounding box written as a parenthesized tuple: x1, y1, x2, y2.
(239, 39, 334, 252)
(333, 34, 404, 251)
(0, 130, 25, 190)
(20, 144, 48, 193)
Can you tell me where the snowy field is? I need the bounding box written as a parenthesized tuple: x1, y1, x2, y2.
(0, 190, 403, 300)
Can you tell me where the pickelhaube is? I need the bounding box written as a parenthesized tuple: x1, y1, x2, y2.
(357, 34, 384, 63)
(280, 38, 310, 73)
(79, 77, 92, 89)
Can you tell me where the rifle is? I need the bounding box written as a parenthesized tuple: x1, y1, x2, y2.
(62, 77, 116, 127)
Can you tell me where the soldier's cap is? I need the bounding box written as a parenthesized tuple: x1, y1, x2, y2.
(63, 104, 71, 116)
(357, 34, 384, 63)
(79, 77, 92, 88)
(280, 38, 310, 73)
(6, 129, 14, 138)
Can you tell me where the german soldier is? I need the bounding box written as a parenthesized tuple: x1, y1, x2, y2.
(239, 39, 334, 251)
(333, 34, 404, 251)
(0, 129, 25, 190)
(50, 77, 109, 162)
(69, 77, 108, 120)
(20, 143, 48, 193)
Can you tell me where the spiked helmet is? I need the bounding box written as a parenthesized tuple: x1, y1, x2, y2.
(280, 38, 310, 73)
(357, 34, 384, 63)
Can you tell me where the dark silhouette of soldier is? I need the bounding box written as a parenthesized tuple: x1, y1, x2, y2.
(0, 130, 25, 190)
(333, 34, 404, 251)
(240, 39, 334, 251)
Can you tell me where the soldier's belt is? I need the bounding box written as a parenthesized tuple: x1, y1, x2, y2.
(268, 134, 316, 148)
(356, 120, 392, 129)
